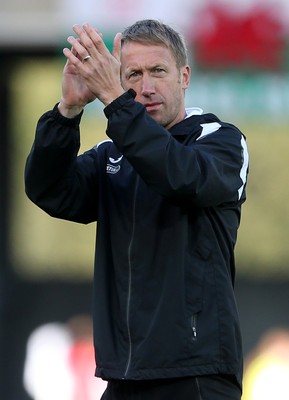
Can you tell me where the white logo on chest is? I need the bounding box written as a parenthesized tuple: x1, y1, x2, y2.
(106, 164, 121, 174)
(109, 155, 123, 164)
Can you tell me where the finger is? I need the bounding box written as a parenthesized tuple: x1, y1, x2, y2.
(67, 35, 85, 54)
(63, 45, 84, 67)
(67, 36, 89, 62)
(81, 23, 110, 55)
(63, 47, 75, 62)
(82, 23, 103, 37)
(112, 32, 122, 62)
(69, 39, 83, 59)
(70, 24, 94, 58)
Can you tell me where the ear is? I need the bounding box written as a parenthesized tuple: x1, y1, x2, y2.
(181, 65, 191, 89)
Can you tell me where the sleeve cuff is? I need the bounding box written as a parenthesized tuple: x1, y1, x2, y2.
(51, 103, 84, 127)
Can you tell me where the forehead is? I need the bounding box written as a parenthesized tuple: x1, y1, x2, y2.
(120, 41, 176, 68)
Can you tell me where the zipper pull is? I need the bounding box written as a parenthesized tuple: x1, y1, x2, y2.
(191, 314, 197, 341)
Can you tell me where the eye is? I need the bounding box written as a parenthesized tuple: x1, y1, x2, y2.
(152, 67, 166, 75)
(128, 71, 141, 80)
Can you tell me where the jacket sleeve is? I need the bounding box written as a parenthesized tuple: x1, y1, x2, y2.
(25, 105, 99, 223)
(104, 91, 249, 207)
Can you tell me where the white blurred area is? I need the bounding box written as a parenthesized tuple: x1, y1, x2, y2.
(59, 0, 289, 32)
(23, 317, 107, 400)
(1, 0, 289, 46)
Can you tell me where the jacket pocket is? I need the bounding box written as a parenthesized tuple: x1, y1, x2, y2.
(185, 241, 212, 316)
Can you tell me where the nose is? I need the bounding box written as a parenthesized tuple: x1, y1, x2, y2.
(140, 75, 156, 97)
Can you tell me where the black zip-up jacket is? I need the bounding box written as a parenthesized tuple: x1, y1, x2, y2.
(25, 90, 249, 388)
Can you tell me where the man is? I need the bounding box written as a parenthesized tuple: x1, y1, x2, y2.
(25, 19, 249, 400)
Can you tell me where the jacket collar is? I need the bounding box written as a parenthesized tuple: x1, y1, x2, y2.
(169, 107, 221, 138)
(185, 107, 203, 118)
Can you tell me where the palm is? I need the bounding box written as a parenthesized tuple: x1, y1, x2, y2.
(62, 60, 96, 107)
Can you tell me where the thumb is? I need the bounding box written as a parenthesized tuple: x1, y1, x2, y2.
(112, 32, 122, 62)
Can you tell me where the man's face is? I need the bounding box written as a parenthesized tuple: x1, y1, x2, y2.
(120, 41, 190, 129)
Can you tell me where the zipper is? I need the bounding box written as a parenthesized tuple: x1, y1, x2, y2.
(195, 377, 203, 400)
(191, 314, 198, 341)
(123, 177, 139, 378)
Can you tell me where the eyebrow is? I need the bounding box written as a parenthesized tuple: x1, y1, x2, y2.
(126, 62, 169, 73)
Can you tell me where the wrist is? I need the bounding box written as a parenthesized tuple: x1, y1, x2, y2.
(101, 87, 126, 107)
(58, 101, 84, 118)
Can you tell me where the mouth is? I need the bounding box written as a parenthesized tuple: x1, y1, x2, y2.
(144, 102, 162, 112)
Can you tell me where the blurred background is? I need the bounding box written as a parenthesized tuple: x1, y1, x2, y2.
(1, 0, 289, 399)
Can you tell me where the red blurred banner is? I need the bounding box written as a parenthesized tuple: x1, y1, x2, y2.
(189, 4, 287, 71)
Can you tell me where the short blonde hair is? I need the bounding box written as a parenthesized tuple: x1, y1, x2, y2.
(121, 19, 188, 69)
